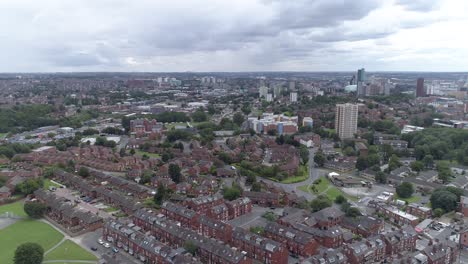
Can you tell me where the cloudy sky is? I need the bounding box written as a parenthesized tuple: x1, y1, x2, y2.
(0, 0, 467, 72)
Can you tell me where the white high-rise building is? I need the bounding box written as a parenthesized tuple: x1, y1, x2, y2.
(335, 103, 358, 139)
(290, 92, 298, 102)
(259, 86, 269, 98)
(266, 93, 273, 102)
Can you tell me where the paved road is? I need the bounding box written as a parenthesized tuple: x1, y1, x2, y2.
(260, 148, 322, 201)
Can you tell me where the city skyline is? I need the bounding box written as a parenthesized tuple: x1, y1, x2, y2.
(1, 0, 468, 72)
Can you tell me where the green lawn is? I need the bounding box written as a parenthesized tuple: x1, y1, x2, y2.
(0, 220, 64, 264)
(104, 206, 119, 213)
(394, 194, 421, 203)
(136, 150, 160, 158)
(298, 177, 358, 201)
(44, 179, 62, 190)
(164, 122, 188, 130)
(281, 165, 309, 184)
(312, 177, 330, 193)
(45, 239, 97, 262)
(0, 200, 27, 217)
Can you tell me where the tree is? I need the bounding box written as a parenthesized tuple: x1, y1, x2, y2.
(140, 170, 153, 185)
(251, 182, 262, 192)
(119, 148, 126, 157)
(267, 129, 277, 136)
(430, 187, 460, 212)
(245, 174, 256, 185)
(396, 182, 414, 198)
(129, 148, 135, 155)
(356, 156, 368, 171)
(343, 146, 355, 156)
(436, 161, 452, 183)
(154, 184, 167, 206)
(345, 207, 362, 217)
(314, 152, 325, 167)
(375, 171, 387, 184)
(388, 154, 401, 171)
(191, 109, 208, 122)
(14, 242, 44, 264)
(310, 195, 332, 212)
(168, 164, 182, 183)
(299, 146, 309, 165)
(410, 161, 424, 172)
(15, 179, 42, 195)
(433, 208, 444, 218)
(334, 195, 347, 204)
(78, 167, 90, 178)
(183, 241, 198, 256)
(422, 155, 434, 169)
(233, 112, 245, 126)
(223, 185, 242, 201)
(24, 202, 47, 219)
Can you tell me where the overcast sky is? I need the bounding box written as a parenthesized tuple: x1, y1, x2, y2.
(0, 0, 467, 72)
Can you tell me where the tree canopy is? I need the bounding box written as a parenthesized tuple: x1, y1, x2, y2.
(14, 242, 44, 264)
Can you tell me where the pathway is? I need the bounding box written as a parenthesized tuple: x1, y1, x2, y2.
(40, 219, 100, 261)
(43, 260, 96, 263)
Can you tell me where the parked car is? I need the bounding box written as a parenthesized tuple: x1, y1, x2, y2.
(104, 243, 111, 248)
(112, 247, 119, 253)
(98, 239, 104, 245)
(91, 246, 98, 251)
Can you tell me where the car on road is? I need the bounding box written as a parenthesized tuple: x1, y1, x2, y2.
(91, 246, 98, 251)
(98, 238, 104, 245)
(103, 243, 111, 248)
(112, 247, 119, 253)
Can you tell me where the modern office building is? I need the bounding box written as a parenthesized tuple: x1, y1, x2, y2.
(248, 113, 298, 135)
(335, 103, 358, 139)
(357, 68, 367, 97)
(416, 78, 426, 97)
(290, 92, 298, 103)
(259, 86, 269, 98)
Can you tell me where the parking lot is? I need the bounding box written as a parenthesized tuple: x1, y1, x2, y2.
(80, 228, 141, 264)
(52, 188, 113, 219)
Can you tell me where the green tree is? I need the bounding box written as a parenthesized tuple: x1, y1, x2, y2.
(396, 182, 414, 198)
(183, 241, 198, 256)
(356, 156, 368, 171)
(410, 161, 424, 172)
(14, 242, 44, 264)
(223, 185, 242, 201)
(436, 161, 452, 183)
(24, 202, 47, 219)
(430, 190, 458, 212)
(343, 146, 355, 156)
(334, 195, 347, 204)
(168, 164, 182, 183)
(129, 148, 135, 155)
(15, 179, 43, 195)
(233, 112, 245, 126)
(345, 207, 362, 217)
(154, 184, 167, 206)
(433, 208, 444, 218)
(299, 146, 309, 165)
(310, 195, 332, 212)
(314, 152, 325, 167)
(140, 170, 153, 185)
(388, 154, 401, 171)
(78, 167, 90, 178)
(375, 171, 387, 184)
(191, 109, 208, 122)
(422, 155, 434, 168)
(251, 182, 262, 192)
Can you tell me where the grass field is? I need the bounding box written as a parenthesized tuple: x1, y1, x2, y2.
(0, 220, 64, 264)
(394, 194, 421, 203)
(298, 177, 358, 201)
(44, 239, 97, 262)
(280, 165, 309, 184)
(136, 150, 161, 158)
(0, 200, 27, 217)
(44, 179, 62, 190)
